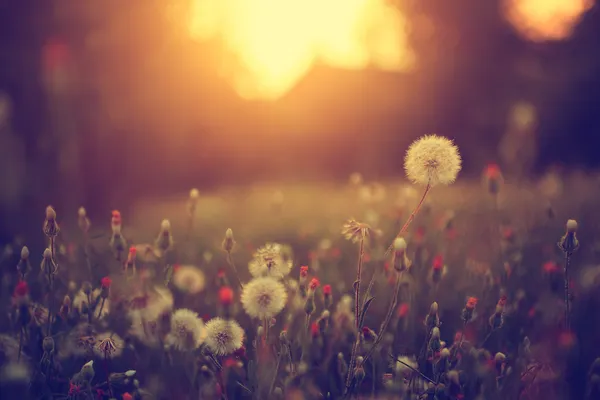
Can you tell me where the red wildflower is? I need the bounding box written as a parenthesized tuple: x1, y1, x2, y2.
(542, 261, 559, 274)
(218, 286, 234, 306)
(502, 227, 514, 241)
(111, 210, 121, 225)
(497, 295, 508, 308)
(101, 276, 112, 288)
(309, 277, 320, 291)
(323, 284, 332, 295)
(68, 382, 81, 396)
(13, 281, 29, 298)
(310, 322, 320, 338)
(129, 246, 137, 256)
(466, 297, 478, 309)
(216, 268, 226, 278)
(397, 303, 410, 318)
(173, 264, 181, 273)
(485, 163, 501, 179)
(384, 261, 390, 272)
(122, 393, 133, 400)
(223, 357, 238, 369)
(432, 255, 444, 271)
(300, 266, 308, 278)
(558, 330, 576, 348)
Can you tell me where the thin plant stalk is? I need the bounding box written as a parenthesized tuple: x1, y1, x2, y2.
(268, 348, 284, 396)
(17, 327, 24, 363)
(451, 321, 468, 364)
(564, 254, 571, 330)
(97, 298, 106, 320)
(46, 237, 56, 337)
(226, 251, 244, 290)
(385, 183, 431, 256)
(363, 272, 402, 363)
(354, 237, 365, 330)
(103, 353, 114, 398)
(393, 356, 436, 385)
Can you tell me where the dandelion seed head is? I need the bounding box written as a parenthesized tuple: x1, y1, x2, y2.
(404, 134, 462, 186)
(93, 332, 124, 358)
(172, 265, 206, 294)
(241, 277, 287, 319)
(566, 219, 578, 232)
(248, 243, 292, 279)
(166, 308, 206, 351)
(341, 219, 372, 243)
(204, 318, 245, 356)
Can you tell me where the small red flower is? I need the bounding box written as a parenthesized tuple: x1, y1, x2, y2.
(397, 303, 410, 318)
(502, 227, 514, 241)
(122, 393, 133, 400)
(101, 276, 112, 289)
(218, 286, 234, 306)
(129, 246, 137, 255)
(223, 357, 238, 369)
(13, 281, 29, 298)
(310, 322, 320, 338)
(432, 255, 444, 271)
(323, 284, 332, 295)
(309, 277, 320, 290)
(543, 261, 559, 274)
(466, 297, 478, 309)
(497, 295, 508, 308)
(485, 163, 501, 179)
(558, 330, 576, 348)
(300, 266, 308, 278)
(216, 268, 225, 278)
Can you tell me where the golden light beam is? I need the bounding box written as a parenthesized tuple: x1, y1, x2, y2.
(502, 0, 594, 42)
(187, 0, 416, 100)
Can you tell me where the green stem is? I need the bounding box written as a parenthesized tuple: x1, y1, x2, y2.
(386, 183, 431, 256)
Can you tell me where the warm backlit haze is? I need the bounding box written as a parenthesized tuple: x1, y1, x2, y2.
(186, 0, 416, 100)
(503, 0, 594, 42)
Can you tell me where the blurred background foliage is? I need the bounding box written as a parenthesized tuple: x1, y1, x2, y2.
(0, 0, 599, 241)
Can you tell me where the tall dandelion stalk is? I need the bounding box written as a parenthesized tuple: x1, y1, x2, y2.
(341, 220, 372, 390)
(558, 219, 579, 330)
(386, 134, 462, 255)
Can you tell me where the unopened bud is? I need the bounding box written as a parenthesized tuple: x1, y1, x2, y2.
(21, 246, 29, 260)
(42, 336, 54, 352)
(45, 206, 56, 220)
(222, 228, 235, 252)
(189, 188, 200, 200)
(430, 302, 438, 314)
(161, 219, 171, 232)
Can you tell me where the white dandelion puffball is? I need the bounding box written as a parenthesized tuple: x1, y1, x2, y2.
(172, 265, 206, 294)
(166, 308, 206, 351)
(241, 277, 288, 319)
(404, 134, 462, 186)
(204, 318, 245, 356)
(248, 243, 292, 279)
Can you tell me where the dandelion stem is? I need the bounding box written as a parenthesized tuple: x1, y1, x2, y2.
(354, 237, 365, 331)
(268, 348, 284, 396)
(226, 251, 244, 290)
(17, 327, 23, 363)
(97, 298, 106, 320)
(386, 183, 431, 256)
(564, 254, 571, 330)
(451, 321, 468, 364)
(363, 272, 402, 364)
(103, 353, 114, 398)
(47, 236, 56, 337)
(393, 356, 436, 385)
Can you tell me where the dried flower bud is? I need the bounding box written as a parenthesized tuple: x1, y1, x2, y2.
(393, 237, 411, 272)
(21, 246, 29, 260)
(43, 206, 59, 237)
(559, 219, 580, 254)
(42, 336, 54, 352)
(41, 248, 57, 275)
(190, 188, 200, 200)
(304, 296, 315, 316)
(222, 228, 235, 252)
(81, 281, 92, 296)
(45, 206, 56, 220)
(78, 207, 91, 233)
(279, 330, 288, 344)
(430, 302, 438, 314)
(161, 219, 171, 231)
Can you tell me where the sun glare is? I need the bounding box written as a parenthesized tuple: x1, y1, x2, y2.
(502, 0, 594, 42)
(187, 0, 416, 100)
